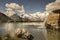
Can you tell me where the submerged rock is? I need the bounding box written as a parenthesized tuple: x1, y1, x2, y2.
(15, 28, 34, 40)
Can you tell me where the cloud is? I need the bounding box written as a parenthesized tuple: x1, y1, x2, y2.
(5, 3, 20, 9)
(5, 3, 25, 17)
(5, 8, 15, 17)
(4, 3, 49, 21)
(56, 0, 60, 2)
(46, 0, 60, 12)
(5, 3, 25, 13)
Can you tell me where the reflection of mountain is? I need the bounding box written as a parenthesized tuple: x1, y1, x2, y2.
(10, 14, 22, 21)
(0, 12, 12, 22)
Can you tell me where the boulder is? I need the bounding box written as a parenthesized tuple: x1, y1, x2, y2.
(46, 9, 60, 29)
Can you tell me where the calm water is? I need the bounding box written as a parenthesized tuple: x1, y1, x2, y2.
(0, 22, 59, 40)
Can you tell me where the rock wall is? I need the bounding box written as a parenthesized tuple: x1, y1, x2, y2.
(46, 12, 60, 29)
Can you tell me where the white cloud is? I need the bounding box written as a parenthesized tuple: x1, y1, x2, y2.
(5, 3, 20, 9)
(5, 9, 15, 17)
(46, 0, 60, 12)
(4, 3, 49, 21)
(5, 3, 25, 17)
(17, 5, 25, 14)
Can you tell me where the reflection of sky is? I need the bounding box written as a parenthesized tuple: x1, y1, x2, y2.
(0, 23, 47, 40)
(0, 0, 55, 13)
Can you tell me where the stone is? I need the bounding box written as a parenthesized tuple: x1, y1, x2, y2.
(46, 9, 60, 29)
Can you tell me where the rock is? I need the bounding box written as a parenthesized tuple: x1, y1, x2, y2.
(46, 9, 60, 29)
(15, 28, 34, 40)
(0, 12, 12, 22)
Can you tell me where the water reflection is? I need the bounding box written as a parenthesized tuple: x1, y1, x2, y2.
(47, 29, 60, 40)
(0, 22, 47, 40)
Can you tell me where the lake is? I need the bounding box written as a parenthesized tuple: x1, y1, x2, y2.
(0, 22, 59, 40)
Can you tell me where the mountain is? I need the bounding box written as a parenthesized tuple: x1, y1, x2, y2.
(22, 16, 31, 21)
(0, 12, 12, 22)
(21, 13, 46, 22)
(10, 14, 22, 21)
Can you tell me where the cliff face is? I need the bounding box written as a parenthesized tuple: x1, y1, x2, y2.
(46, 10, 60, 28)
(0, 12, 12, 22)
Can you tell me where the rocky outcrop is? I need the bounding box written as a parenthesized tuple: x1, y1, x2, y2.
(0, 12, 12, 22)
(46, 0, 60, 29)
(46, 10, 60, 29)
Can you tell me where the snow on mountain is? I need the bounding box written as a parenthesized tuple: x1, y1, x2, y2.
(10, 14, 22, 21)
(4, 11, 49, 22)
(21, 12, 49, 21)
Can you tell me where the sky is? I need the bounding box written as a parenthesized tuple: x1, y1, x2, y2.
(0, 0, 55, 14)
